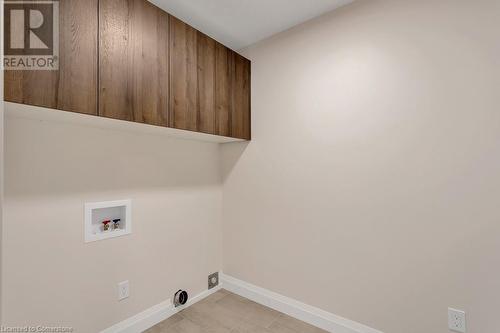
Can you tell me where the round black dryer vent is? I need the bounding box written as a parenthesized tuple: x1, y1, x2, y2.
(174, 290, 188, 307)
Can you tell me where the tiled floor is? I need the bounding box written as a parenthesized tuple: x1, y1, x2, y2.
(145, 289, 328, 333)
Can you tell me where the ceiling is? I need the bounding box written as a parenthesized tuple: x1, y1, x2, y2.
(148, 0, 354, 50)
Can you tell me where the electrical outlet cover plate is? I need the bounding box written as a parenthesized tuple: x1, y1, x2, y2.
(448, 308, 466, 333)
(208, 272, 219, 289)
(118, 281, 130, 301)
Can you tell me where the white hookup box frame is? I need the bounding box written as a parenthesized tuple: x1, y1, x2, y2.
(85, 199, 132, 243)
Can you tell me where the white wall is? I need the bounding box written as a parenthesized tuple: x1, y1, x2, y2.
(2, 104, 223, 332)
(0, 98, 3, 328)
(222, 1, 500, 333)
(1, 0, 5, 324)
(0, 73, 3, 331)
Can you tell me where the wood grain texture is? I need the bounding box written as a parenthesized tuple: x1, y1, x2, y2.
(196, 32, 216, 134)
(215, 43, 233, 137)
(169, 16, 198, 131)
(4, 0, 98, 115)
(232, 53, 251, 140)
(99, 0, 169, 125)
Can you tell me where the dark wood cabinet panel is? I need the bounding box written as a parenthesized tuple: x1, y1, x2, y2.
(232, 53, 251, 140)
(4, 0, 98, 115)
(215, 43, 233, 137)
(197, 32, 216, 135)
(169, 16, 198, 131)
(99, 0, 169, 125)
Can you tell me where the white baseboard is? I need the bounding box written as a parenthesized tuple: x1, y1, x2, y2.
(100, 274, 383, 333)
(220, 273, 383, 333)
(100, 286, 221, 333)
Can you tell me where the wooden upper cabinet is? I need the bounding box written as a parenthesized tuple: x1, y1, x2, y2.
(170, 24, 251, 138)
(169, 16, 198, 132)
(232, 53, 251, 140)
(4, 0, 98, 115)
(4, 0, 251, 140)
(99, 0, 169, 126)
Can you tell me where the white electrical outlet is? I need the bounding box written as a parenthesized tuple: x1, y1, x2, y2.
(448, 308, 466, 333)
(118, 281, 130, 301)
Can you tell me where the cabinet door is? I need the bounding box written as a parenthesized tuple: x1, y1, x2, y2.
(232, 53, 251, 140)
(4, 0, 98, 115)
(214, 43, 233, 137)
(197, 32, 216, 134)
(169, 16, 198, 131)
(99, 0, 169, 125)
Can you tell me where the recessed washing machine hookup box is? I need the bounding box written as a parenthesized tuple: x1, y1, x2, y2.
(84, 199, 132, 243)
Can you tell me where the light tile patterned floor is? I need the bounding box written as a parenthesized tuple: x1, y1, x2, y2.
(145, 290, 328, 333)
